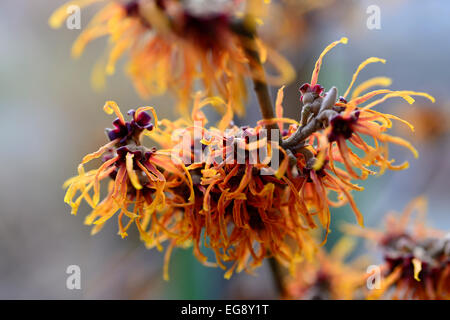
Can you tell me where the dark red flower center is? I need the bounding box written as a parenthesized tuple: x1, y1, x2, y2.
(327, 111, 360, 142)
(106, 109, 154, 144)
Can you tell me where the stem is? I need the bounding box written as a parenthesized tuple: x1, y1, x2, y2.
(245, 44, 276, 125)
(268, 257, 286, 298)
(232, 18, 278, 138)
(253, 77, 276, 126)
(281, 87, 340, 150)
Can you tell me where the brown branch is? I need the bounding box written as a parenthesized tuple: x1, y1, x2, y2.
(281, 87, 339, 149)
(232, 18, 278, 140)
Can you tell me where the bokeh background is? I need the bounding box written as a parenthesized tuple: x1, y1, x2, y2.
(1, 0, 449, 299)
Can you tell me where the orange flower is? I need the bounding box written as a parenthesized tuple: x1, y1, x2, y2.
(274, 38, 434, 237)
(345, 197, 450, 300)
(301, 38, 434, 175)
(49, 0, 295, 115)
(63, 101, 194, 279)
(199, 125, 316, 278)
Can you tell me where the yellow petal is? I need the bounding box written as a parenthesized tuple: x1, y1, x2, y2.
(352, 77, 392, 99)
(311, 37, 348, 86)
(126, 153, 143, 190)
(103, 101, 125, 124)
(343, 57, 386, 99)
(412, 258, 422, 281)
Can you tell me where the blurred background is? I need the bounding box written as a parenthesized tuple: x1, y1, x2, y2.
(0, 0, 449, 299)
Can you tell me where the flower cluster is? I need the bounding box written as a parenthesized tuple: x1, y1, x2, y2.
(63, 102, 196, 279)
(52, 0, 441, 297)
(275, 38, 433, 241)
(63, 37, 435, 281)
(49, 0, 295, 115)
(345, 197, 450, 300)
